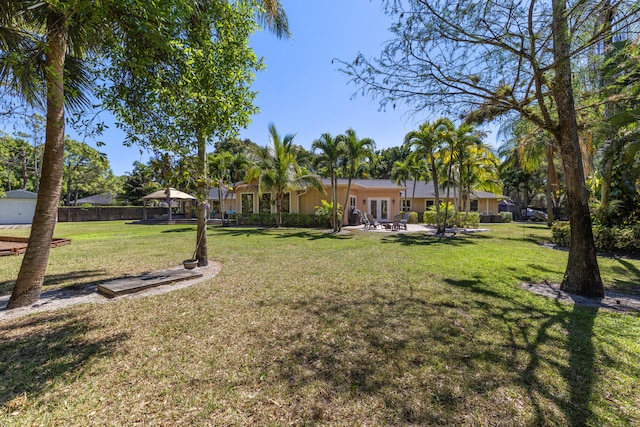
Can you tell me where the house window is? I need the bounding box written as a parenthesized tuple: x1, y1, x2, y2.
(349, 196, 356, 210)
(241, 193, 254, 214)
(276, 192, 290, 213)
(426, 200, 434, 210)
(470, 200, 478, 212)
(401, 199, 411, 212)
(259, 193, 272, 213)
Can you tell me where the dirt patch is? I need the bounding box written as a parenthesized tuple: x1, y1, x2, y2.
(522, 281, 640, 313)
(0, 261, 221, 323)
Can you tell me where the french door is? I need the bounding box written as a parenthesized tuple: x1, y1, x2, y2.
(369, 198, 389, 220)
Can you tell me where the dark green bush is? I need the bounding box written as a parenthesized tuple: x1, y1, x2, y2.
(233, 212, 326, 227)
(551, 222, 640, 254)
(423, 204, 479, 228)
(500, 212, 513, 223)
(459, 212, 480, 228)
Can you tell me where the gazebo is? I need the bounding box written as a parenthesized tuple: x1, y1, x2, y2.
(142, 188, 196, 221)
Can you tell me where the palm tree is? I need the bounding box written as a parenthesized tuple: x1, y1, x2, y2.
(390, 159, 411, 208)
(336, 128, 374, 224)
(405, 118, 453, 234)
(2, 1, 96, 309)
(254, 123, 324, 227)
(406, 153, 429, 211)
(312, 133, 342, 232)
(450, 123, 487, 213)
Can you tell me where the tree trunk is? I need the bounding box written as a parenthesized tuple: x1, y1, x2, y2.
(331, 169, 341, 233)
(343, 177, 353, 227)
(430, 156, 444, 234)
(21, 148, 28, 190)
(7, 12, 67, 309)
(552, 0, 603, 297)
(196, 131, 208, 266)
(545, 143, 557, 226)
(66, 175, 72, 206)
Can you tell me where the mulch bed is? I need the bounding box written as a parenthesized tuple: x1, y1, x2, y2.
(0, 236, 71, 256)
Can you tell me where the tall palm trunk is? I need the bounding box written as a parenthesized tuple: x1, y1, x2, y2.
(552, 0, 603, 297)
(342, 177, 352, 226)
(331, 171, 339, 232)
(430, 155, 444, 234)
(8, 12, 67, 309)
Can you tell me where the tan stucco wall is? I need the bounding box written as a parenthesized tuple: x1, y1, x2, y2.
(212, 184, 501, 218)
(412, 197, 499, 215)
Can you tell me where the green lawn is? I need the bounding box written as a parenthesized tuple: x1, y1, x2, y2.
(1, 222, 639, 426)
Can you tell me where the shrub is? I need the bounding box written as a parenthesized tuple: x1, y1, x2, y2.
(500, 212, 513, 223)
(314, 200, 342, 228)
(552, 222, 640, 254)
(551, 222, 570, 248)
(407, 211, 418, 224)
(233, 212, 327, 228)
(423, 204, 479, 228)
(593, 225, 616, 253)
(423, 203, 455, 226)
(458, 212, 480, 228)
(423, 210, 437, 225)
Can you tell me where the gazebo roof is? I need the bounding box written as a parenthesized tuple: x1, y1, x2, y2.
(143, 188, 196, 200)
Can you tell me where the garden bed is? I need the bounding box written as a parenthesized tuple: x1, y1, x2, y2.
(0, 236, 71, 256)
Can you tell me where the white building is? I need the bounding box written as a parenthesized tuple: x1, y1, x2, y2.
(0, 190, 38, 224)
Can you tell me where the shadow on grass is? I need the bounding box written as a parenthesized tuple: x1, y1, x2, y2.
(274, 230, 353, 241)
(379, 233, 478, 247)
(0, 310, 126, 409)
(162, 227, 197, 234)
(252, 275, 613, 424)
(0, 269, 107, 297)
(214, 227, 352, 240)
(444, 277, 599, 426)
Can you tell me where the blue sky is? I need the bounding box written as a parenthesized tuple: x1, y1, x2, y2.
(68, 0, 500, 176)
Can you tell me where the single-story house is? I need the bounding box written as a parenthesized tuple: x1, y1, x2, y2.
(211, 179, 507, 225)
(0, 190, 38, 224)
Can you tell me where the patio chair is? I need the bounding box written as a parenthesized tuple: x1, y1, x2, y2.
(361, 212, 371, 228)
(400, 213, 410, 230)
(391, 213, 403, 230)
(365, 213, 379, 229)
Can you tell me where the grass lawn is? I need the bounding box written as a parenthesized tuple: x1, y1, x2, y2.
(1, 221, 639, 426)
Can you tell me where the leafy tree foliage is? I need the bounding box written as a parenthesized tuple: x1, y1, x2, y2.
(62, 139, 118, 206)
(122, 161, 162, 205)
(0, 133, 39, 192)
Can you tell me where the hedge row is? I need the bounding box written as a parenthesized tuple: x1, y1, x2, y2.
(232, 212, 328, 228)
(551, 222, 640, 254)
(423, 210, 481, 228)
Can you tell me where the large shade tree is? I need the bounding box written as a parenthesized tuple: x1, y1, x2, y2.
(342, 0, 639, 297)
(102, 1, 262, 267)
